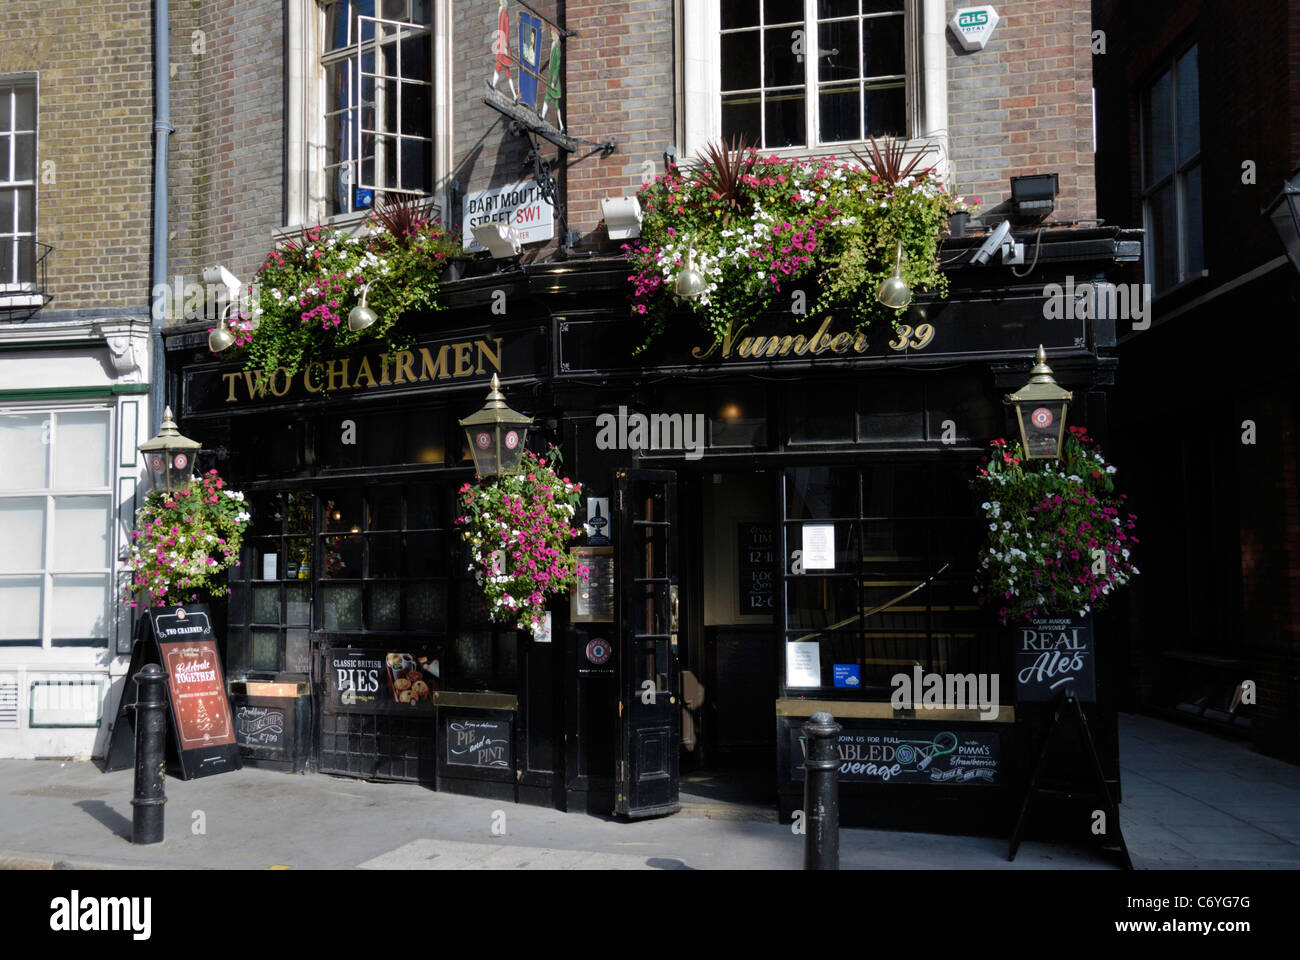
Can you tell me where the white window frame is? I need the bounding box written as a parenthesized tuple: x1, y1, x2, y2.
(285, 0, 452, 232)
(681, 0, 948, 180)
(0, 73, 38, 299)
(0, 404, 115, 651)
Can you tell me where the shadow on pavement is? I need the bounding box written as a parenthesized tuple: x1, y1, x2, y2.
(75, 799, 132, 840)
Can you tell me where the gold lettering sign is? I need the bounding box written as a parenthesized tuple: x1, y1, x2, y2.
(691, 318, 934, 361)
(221, 337, 504, 403)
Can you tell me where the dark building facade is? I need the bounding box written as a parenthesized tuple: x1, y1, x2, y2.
(1094, 0, 1300, 762)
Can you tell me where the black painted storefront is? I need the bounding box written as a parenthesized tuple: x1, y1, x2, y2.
(160, 227, 1138, 833)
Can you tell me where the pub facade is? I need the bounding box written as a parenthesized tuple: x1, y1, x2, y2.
(141, 0, 1139, 832)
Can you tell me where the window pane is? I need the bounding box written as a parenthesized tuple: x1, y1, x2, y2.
(863, 84, 906, 137)
(54, 411, 110, 489)
(765, 0, 803, 24)
(819, 84, 861, 142)
(786, 467, 857, 519)
(322, 584, 363, 631)
(0, 148, 9, 185)
(862, 0, 905, 11)
(819, 0, 858, 18)
(0, 190, 11, 227)
(765, 90, 806, 147)
(764, 27, 803, 87)
(400, 35, 429, 80)
(0, 91, 9, 129)
(0, 413, 49, 489)
(404, 581, 446, 631)
(819, 21, 860, 83)
(285, 584, 311, 625)
(1147, 183, 1177, 292)
(0, 498, 44, 572)
(253, 584, 280, 622)
(1184, 163, 1204, 276)
(16, 186, 33, 233)
(722, 1, 760, 30)
(51, 575, 108, 640)
(400, 83, 431, 136)
(721, 32, 761, 91)
(0, 577, 41, 641)
(858, 381, 924, 441)
(787, 576, 859, 629)
(251, 628, 279, 671)
(14, 87, 35, 131)
(721, 92, 762, 143)
(54, 496, 110, 568)
(286, 628, 310, 673)
(369, 533, 401, 578)
(1176, 46, 1200, 162)
(14, 133, 34, 181)
(368, 582, 401, 630)
(1143, 69, 1173, 186)
(862, 14, 905, 76)
(399, 137, 429, 191)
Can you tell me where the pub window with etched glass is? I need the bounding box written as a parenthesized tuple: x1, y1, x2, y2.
(320, 0, 433, 217)
(721, 0, 908, 148)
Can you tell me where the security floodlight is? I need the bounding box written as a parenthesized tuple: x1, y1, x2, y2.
(601, 196, 643, 240)
(472, 222, 522, 258)
(202, 265, 242, 298)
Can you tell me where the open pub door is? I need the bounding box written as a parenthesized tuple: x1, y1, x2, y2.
(615, 469, 681, 817)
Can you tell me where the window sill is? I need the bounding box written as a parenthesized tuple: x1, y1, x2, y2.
(0, 294, 43, 309)
(678, 134, 950, 181)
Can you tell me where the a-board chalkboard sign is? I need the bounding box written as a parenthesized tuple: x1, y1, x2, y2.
(103, 604, 241, 780)
(235, 702, 289, 751)
(786, 721, 1001, 786)
(737, 522, 775, 614)
(1014, 614, 1095, 703)
(445, 716, 513, 769)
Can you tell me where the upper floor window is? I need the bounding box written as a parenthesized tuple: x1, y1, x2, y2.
(1141, 44, 1203, 294)
(721, 0, 906, 148)
(320, 0, 433, 218)
(683, 1, 947, 173)
(0, 77, 37, 292)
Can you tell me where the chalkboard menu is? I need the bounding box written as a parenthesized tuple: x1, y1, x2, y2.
(786, 721, 1000, 786)
(571, 546, 614, 622)
(1014, 614, 1095, 703)
(235, 703, 289, 751)
(445, 716, 513, 769)
(737, 522, 775, 614)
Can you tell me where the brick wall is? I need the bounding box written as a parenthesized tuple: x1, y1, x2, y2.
(947, 0, 1097, 223)
(0, 0, 153, 311)
(168, 0, 283, 313)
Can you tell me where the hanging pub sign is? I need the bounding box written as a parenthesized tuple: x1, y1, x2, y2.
(1014, 613, 1096, 703)
(737, 522, 775, 614)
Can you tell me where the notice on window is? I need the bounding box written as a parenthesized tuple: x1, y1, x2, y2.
(802, 524, 836, 570)
(786, 642, 822, 688)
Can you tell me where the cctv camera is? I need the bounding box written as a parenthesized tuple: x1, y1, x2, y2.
(972, 220, 1013, 266)
(202, 265, 242, 297)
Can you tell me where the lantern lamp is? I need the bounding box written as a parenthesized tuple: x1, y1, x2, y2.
(459, 374, 534, 477)
(1006, 345, 1073, 460)
(1266, 170, 1300, 273)
(138, 406, 203, 491)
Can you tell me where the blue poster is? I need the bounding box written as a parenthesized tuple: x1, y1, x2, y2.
(833, 664, 861, 689)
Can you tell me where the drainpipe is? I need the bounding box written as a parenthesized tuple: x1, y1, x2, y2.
(150, 0, 173, 432)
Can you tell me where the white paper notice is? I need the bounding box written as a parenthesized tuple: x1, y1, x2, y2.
(533, 611, 552, 644)
(262, 553, 278, 580)
(786, 642, 822, 688)
(802, 524, 836, 570)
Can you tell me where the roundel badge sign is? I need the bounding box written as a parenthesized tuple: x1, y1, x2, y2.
(475, 431, 492, 450)
(504, 430, 520, 450)
(585, 638, 612, 665)
(149, 454, 165, 473)
(173, 452, 189, 471)
(1030, 407, 1053, 429)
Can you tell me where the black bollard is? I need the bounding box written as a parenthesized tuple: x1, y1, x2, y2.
(802, 711, 841, 870)
(131, 663, 168, 844)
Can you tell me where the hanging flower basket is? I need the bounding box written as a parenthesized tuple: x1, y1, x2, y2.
(123, 469, 251, 608)
(972, 428, 1139, 625)
(455, 446, 587, 635)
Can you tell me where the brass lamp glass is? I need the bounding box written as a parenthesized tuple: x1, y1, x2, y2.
(674, 241, 708, 299)
(1007, 345, 1073, 460)
(138, 406, 204, 491)
(348, 284, 378, 332)
(876, 240, 912, 309)
(458, 374, 535, 477)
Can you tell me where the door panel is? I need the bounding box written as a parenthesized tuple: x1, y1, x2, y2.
(616, 470, 681, 817)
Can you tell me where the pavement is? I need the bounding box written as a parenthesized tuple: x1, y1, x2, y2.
(0, 712, 1296, 870)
